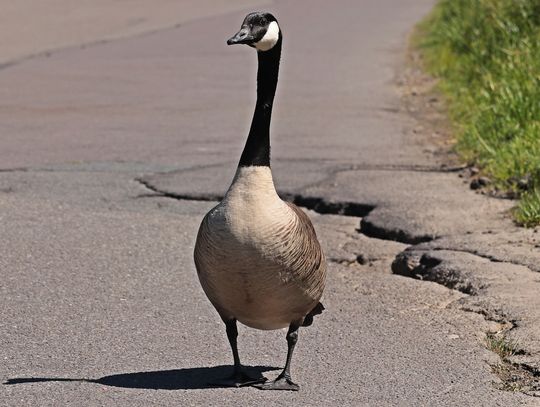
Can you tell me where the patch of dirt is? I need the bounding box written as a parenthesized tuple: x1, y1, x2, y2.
(491, 360, 540, 397)
(395, 36, 460, 169)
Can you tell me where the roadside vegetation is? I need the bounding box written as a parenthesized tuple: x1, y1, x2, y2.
(416, 0, 540, 227)
(484, 332, 540, 395)
(485, 332, 521, 359)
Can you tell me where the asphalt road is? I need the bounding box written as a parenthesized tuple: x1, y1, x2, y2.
(1, 0, 536, 406)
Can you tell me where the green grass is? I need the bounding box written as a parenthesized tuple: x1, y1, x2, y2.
(515, 188, 540, 226)
(485, 332, 521, 359)
(416, 0, 540, 226)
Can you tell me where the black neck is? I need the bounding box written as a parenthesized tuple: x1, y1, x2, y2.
(238, 35, 282, 167)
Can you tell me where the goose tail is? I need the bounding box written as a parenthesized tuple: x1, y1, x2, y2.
(302, 302, 325, 327)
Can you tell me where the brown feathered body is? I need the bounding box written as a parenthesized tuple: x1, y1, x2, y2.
(194, 166, 326, 330)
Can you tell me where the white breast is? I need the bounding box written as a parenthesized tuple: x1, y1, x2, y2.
(220, 166, 293, 242)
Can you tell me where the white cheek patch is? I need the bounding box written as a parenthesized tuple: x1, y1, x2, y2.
(255, 21, 280, 51)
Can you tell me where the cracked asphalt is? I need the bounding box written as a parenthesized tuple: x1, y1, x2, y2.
(1, 0, 539, 405)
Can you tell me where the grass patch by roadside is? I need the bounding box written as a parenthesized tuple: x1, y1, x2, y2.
(415, 0, 540, 227)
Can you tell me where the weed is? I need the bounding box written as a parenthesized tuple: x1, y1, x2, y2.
(515, 188, 540, 227)
(484, 332, 520, 359)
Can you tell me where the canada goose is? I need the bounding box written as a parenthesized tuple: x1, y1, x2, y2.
(194, 12, 326, 391)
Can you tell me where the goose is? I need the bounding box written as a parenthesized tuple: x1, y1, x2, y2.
(194, 12, 326, 391)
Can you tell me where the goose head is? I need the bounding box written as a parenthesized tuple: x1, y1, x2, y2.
(227, 12, 280, 52)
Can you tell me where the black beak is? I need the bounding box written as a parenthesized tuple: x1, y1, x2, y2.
(227, 27, 254, 45)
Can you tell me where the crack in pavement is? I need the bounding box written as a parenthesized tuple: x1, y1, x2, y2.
(451, 298, 513, 326)
(136, 177, 223, 202)
(360, 217, 434, 245)
(413, 246, 539, 273)
(0, 33, 151, 72)
(348, 163, 468, 173)
(487, 330, 540, 397)
(135, 177, 376, 217)
(0, 167, 28, 173)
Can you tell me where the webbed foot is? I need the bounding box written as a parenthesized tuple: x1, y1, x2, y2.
(253, 374, 299, 391)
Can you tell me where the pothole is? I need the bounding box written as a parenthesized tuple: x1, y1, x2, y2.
(285, 194, 374, 218)
(391, 251, 483, 295)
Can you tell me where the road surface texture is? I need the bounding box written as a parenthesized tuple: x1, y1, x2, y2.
(1, 0, 539, 406)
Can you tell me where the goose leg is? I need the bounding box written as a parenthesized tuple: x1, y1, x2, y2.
(215, 318, 266, 387)
(254, 321, 301, 391)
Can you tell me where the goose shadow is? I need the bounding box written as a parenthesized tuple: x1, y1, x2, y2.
(4, 365, 280, 390)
